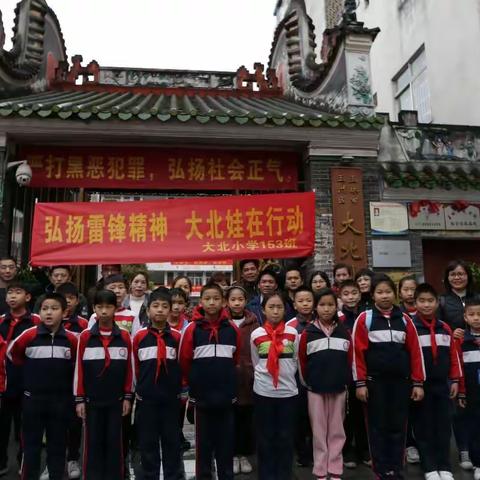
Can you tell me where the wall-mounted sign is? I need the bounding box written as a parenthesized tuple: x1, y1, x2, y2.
(372, 240, 412, 268)
(408, 203, 446, 230)
(444, 205, 480, 230)
(331, 168, 367, 270)
(370, 202, 408, 235)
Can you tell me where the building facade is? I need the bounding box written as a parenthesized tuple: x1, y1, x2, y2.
(354, 0, 480, 125)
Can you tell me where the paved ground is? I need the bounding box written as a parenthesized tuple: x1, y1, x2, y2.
(3, 422, 472, 479)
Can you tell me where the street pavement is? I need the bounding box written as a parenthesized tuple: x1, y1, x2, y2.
(3, 422, 472, 479)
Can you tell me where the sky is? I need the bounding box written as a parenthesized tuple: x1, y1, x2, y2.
(2, 0, 278, 72)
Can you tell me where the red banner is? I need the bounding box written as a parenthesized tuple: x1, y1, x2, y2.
(30, 192, 315, 266)
(19, 146, 298, 190)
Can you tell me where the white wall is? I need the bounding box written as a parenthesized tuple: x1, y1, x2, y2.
(356, 0, 480, 125)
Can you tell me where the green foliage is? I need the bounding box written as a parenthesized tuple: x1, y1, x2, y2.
(469, 262, 480, 291)
(121, 264, 148, 281)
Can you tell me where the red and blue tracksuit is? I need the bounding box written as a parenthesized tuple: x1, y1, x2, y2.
(458, 330, 480, 468)
(0, 311, 40, 470)
(63, 314, 88, 464)
(7, 324, 78, 480)
(411, 314, 462, 473)
(352, 306, 425, 479)
(133, 325, 183, 480)
(286, 315, 313, 466)
(74, 322, 133, 480)
(179, 306, 241, 480)
(0, 338, 6, 397)
(338, 307, 370, 464)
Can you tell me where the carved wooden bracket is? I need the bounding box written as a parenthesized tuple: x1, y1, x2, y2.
(235, 63, 280, 92)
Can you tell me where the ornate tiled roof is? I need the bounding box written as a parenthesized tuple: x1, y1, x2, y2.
(381, 163, 480, 191)
(0, 88, 383, 128)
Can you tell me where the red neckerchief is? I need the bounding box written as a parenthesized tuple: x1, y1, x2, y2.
(6, 311, 27, 343)
(264, 321, 286, 388)
(404, 304, 417, 316)
(418, 314, 438, 364)
(149, 328, 167, 382)
(98, 327, 112, 376)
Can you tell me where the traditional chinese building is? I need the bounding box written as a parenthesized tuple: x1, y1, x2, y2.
(0, 0, 386, 288)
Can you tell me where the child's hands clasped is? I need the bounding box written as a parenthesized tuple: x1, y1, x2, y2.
(449, 382, 458, 399)
(122, 399, 131, 416)
(76, 402, 86, 420)
(411, 386, 424, 401)
(356, 386, 369, 403)
(453, 328, 464, 340)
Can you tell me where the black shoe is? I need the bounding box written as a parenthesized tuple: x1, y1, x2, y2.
(181, 439, 191, 452)
(296, 459, 312, 468)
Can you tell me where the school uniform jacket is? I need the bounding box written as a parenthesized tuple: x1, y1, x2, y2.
(299, 320, 352, 394)
(133, 325, 181, 404)
(0, 311, 41, 397)
(0, 338, 6, 396)
(458, 330, 480, 406)
(179, 306, 241, 408)
(250, 323, 299, 398)
(7, 324, 77, 396)
(352, 306, 426, 387)
(63, 314, 88, 336)
(88, 307, 141, 337)
(286, 314, 311, 335)
(74, 322, 133, 406)
(338, 307, 358, 335)
(411, 315, 461, 383)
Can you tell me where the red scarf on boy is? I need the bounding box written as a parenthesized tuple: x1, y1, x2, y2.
(417, 314, 439, 364)
(264, 321, 285, 388)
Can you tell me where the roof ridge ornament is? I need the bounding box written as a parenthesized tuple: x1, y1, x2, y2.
(54, 55, 100, 85)
(235, 63, 281, 93)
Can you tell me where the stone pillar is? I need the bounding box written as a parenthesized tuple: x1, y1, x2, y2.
(0, 133, 8, 256)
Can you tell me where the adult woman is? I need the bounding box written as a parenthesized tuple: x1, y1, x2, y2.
(309, 271, 331, 295)
(439, 260, 477, 471)
(354, 268, 374, 311)
(123, 271, 150, 327)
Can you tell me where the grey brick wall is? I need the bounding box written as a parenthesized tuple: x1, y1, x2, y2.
(307, 156, 424, 279)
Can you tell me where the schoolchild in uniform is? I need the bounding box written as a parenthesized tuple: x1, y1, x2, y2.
(397, 275, 421, 464)
(299, 288, 352, 480)
(133, 288, 183, 480)
(52, 282, 89, 480)
(0, 337, 5, 398)
(226, 286, 259, 475)
(74, 290, 133, 480)
(337, 280, 370, 468)
(88, 274, 140, 336)
(179, 283, 241, 480)
(410, 283, 461, 480)
(286, 286, 315, 468)
(458, 296, 480, 480)
(168, 288, 190, 334)
(8, 292, 78, 480)
(352, 274, 425, 480)
(250, 292, 299, 480)
(0, 282, 40, 475)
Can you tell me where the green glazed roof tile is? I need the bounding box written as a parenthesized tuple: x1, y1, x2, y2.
(0, 89, 382, 129)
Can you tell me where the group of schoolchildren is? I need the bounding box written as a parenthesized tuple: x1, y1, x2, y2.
(0, 261, 479, 480)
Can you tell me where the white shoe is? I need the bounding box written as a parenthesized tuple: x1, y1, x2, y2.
(474, 467, 480, 480)
(424, 472, 441, 480)
(438, 472, 454, 480)
(239, 456, 252, 474)
(40, 466, 49, 480)
(233, 456, 240, 475)
(459, 450, 473, 470)
(67, 460, 81, 479)
(344, 460, 357, 468)
(406, 446, 420, 464)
